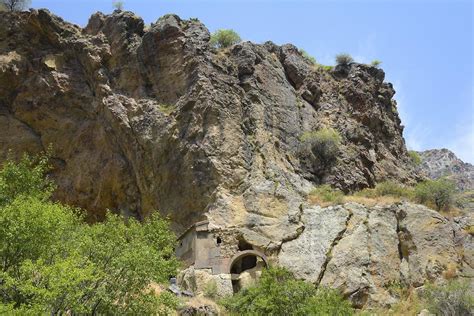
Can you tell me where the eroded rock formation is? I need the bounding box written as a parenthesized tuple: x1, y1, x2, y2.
(1, 9, 471, 307)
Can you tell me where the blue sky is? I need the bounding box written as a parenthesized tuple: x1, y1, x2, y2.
(32, 0, 474, 163)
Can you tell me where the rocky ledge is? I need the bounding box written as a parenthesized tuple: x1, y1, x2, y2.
(1, 9, 470, 308)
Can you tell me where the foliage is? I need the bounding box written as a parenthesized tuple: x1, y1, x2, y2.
(370, 59, 382, 67)
(112, 0, 124, 10)
(300, 127, 342, 169)
(0, 0, 30, 11)
(210, 29, 241, 49)
(222, 267, 353, 316)
(319, 64, 333, 71)
(408, 150, 422, 166)
(374, 181, 413, 199)
(309, 184, 344, 205)
(0, 153, 179, 314)
(204, 280, 218, 299)
(335, 53, 354, 66)
(300, 49, 317, 65)
(159, 103, 175, 115)
(0, 150, 54, 207)
(423, 280, 474, 316)
(414, 178, 456, 211)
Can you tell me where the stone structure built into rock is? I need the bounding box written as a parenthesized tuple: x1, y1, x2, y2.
(176, 220, 268, 295)
(0, 9, 472, 307)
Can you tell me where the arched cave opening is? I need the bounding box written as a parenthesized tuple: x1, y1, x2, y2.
(229, 251, 268, 293)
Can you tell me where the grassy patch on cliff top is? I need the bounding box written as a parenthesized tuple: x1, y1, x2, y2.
(309, 178, 463, 214)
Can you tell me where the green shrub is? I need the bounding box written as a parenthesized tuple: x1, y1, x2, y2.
(335, 53, 354, 66)
(300, 49, 317, 64)
(302, 287, 354, 316)
(210, 29, 241, 48)
(309, 185, 344, 204)
(204, 280, 218, 299)
(222, 267, 353, 316)
(374, 181, 413, 198)
(159, 103, 175, 115)
(112, 0, 124, 10)
(370, 59, 382, 67)
(414, 178, 457, 211)
(319, 64, 333, 71)
(423, 280, 473, 316)
(0, 153, 179, 314)
(408, 150, 422, 166)
(300, 127, 342, 168)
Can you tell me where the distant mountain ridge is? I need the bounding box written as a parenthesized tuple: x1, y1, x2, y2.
(417, 148, 474, 191)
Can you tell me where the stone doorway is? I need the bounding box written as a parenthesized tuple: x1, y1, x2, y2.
(229, 250, 268, 293)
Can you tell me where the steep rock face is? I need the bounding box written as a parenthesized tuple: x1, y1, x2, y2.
(278, 202, 473, 307)
(418, 148, 474, 191)
(0, 9, 471, 308)
(0, 9, 417, 229)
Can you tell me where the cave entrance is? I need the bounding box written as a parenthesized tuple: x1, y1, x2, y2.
(229, 250, 268, 293)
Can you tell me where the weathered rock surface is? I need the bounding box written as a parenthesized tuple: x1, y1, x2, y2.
(0, 9, 417, 228)
(1, 9, 469, 308)
(277, 202, 473, 307)
(418, 148, 474, 191)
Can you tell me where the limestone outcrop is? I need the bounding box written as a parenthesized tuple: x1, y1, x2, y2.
(418, 148, 474, 191)
(278, 202, 473, 307)
(0, 9, 469, 308)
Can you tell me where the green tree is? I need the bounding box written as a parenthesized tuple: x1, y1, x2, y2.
(222, 267, 353, 316)
(210, 29, 241, 48)
(414, 178, 457, 211)
(0, 153, 179, 314)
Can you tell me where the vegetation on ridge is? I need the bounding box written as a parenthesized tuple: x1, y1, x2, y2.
(309, 178, 460, 213)
(210, 29, 241, 48)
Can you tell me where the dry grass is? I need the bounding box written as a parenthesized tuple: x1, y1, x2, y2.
(308, 194, 400, 208)
(343, 195, 400, 207)
(442, 263, 458, 280)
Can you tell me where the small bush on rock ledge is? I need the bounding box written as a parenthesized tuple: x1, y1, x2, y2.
(335, 53, 354, 66)
(210, 29, 241, 48)
(300, 128, 342, 167)
(423, 280, 474, 316)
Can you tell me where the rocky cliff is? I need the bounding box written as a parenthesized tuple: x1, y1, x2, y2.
(418, 148, 474, 191)
(0, 9, 417, 227)
(1, 9, 471, 308)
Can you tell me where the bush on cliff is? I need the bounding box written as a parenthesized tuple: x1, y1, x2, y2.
(300, 127, 342, 171)
(335, 53, 354, 66)
(414, 178, 456, 211)
(309, 184, 344, 205)
(210, 29, 241, 48)
(408, 150, 422, 166)
(0, 153, 179, 315)
(222, 267, 353, 316)
(423, 280, 474, 316)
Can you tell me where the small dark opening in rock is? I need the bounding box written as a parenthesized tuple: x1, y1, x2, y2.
(238, 239, 253, 251)
(216, 236, 222, 245)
